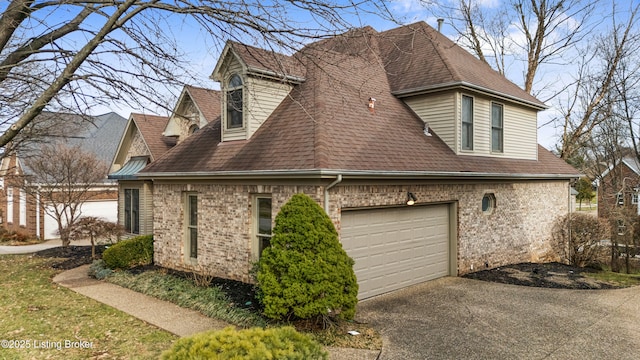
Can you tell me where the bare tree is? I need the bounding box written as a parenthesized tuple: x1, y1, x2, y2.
(555, 5, 639, 161)
(0, 0, 392, 151)
(22, 143, 110, 247)
(433, 0, 600, 95)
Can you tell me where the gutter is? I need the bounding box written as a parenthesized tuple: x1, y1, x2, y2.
(136, 169, 580, 181)
(324, 174, 342, 214)
(392, 81, 548, 110)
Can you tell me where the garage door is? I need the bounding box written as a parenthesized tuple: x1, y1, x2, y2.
(341, 204, 450, 299)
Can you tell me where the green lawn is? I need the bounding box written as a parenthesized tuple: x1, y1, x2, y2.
(0, 255, 176, 359)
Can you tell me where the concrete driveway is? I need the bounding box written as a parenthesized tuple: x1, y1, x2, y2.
(356, 277, 640, 359)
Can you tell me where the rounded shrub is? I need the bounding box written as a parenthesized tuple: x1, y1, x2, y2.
(102, 235, 153, 270)
(161, 326, 328, 360)
(257, 193, 358, 321)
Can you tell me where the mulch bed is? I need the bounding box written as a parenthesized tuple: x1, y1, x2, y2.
(463, 262, 619, 289)
(34, 245, 108, 269)
(34, 245, 622, 295)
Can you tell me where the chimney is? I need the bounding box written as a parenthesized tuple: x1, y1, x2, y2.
(437, 18, 444, 32)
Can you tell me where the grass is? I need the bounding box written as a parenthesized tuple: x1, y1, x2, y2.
(0, 255, 175, 360)
(585, 265, 640, 287)
(107, 270, 266, 328)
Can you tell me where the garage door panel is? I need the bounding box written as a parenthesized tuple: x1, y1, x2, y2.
(341, 204, 450, 299)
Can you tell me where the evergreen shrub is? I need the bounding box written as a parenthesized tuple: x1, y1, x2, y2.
(257, 193, 358, 321)
(102, 235, 153, 269)
(161, 326, 328, 360)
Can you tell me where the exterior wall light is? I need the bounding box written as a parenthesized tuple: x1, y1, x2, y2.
(406, 192, 417, 206)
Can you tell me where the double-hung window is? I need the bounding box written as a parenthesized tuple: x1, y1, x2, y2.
(186, 193, 198, 259)
(124, 188, 140, 234)
(491, 102, 504, 153)
(461, 95, 474, 150)
(255, 196, 272, 258)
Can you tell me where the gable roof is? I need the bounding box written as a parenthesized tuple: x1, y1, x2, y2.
(15, 111, 127, 178)
(130, 113, 174, 160)
(183, 86, 222, 123)
(211, 41, 306, 83)
(599, 157, 640, 180)
(378, 23, 545, 108)
(140, 22, 577, 180)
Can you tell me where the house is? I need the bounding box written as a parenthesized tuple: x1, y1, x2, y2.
(597, 157, 640, 219)
(108, 86, 220, 236)
(137, 22, 579, 300)
(0, 111, 127, 239)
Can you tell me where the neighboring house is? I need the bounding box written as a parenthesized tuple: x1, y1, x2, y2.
(0, 111, 126, 239)
(108, 86, 220, 236)
(597, 157, 640, 219)
(138, 22, 579, 300)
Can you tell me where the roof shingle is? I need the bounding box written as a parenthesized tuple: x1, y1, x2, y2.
(141, 22, 577, 179)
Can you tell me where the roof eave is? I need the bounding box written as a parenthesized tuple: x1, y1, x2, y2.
(246, 66, 305, 84)
(136, 169, 579, 181)
(392, 82, 548, 110)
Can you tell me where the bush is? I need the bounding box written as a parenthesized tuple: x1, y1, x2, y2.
(161, 326, 328, 360)
(88, 259, 113, 280)
(102, 235, 153, 270)
(257, 193, 358, 322)
(552, 213, 610, 267)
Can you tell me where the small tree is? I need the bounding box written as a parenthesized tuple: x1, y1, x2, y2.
(257, 193, 358, 324)
(552, 213, 610, 267)
(63, 216, 125, 259)
(23, 143, 109, 247)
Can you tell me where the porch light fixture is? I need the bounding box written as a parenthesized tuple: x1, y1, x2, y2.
(406, 192, 417, 206)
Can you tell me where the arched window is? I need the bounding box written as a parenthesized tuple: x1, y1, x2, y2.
(188, 124, 199, 134)
(227, 74, 243, 129)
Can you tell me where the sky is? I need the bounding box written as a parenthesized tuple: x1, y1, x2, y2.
(17, 0, 636, 152)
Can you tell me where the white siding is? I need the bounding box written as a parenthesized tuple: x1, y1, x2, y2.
(404, 92, 456, 149)
(246, 77, 292, 139)
(456, 92, 538, 160)
(44, 200, 117, 240)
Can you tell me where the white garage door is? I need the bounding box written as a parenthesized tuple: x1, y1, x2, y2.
(341, 204, 450, 299)
(44, 200, 118, 240)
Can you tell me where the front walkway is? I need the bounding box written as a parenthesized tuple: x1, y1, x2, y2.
(53, 265, 379, 360)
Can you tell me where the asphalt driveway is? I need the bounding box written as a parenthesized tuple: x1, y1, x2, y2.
(356, 277, 640, 359)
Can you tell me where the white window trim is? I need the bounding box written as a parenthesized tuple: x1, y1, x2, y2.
(19, 189, 26, 227)
(6, 187, 13, 224)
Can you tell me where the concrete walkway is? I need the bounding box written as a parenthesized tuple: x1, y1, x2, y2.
(53, 264, 379, 360)
(0, 239, 92, 254)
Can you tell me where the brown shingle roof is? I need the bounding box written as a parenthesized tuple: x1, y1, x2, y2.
(130, 113, 174, 160)
(184, 86, 221, 122)
(141, 22, 577, 178)
(227, 41, 306, 81)
(378, 22, 544, 107)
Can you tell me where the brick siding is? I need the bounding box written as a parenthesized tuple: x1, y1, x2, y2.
(153, 179, 570, 282)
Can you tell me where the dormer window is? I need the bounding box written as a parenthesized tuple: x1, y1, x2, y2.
(227, 74, 243, 129)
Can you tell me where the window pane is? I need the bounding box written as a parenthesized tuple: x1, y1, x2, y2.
(259, 236, 271, 256)
(229, 74, 242, 88)
(258, 198, 272, 235)
(189, 195, 197, 226)
(124, 189, 132, 232)
(190, 227, 198, 258)
(462, 96, 473, 150)
(491, 103, 503, 152)
(132, 189, 140, 234)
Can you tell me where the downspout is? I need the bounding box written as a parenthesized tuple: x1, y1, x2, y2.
(324, 174, 343, 214)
